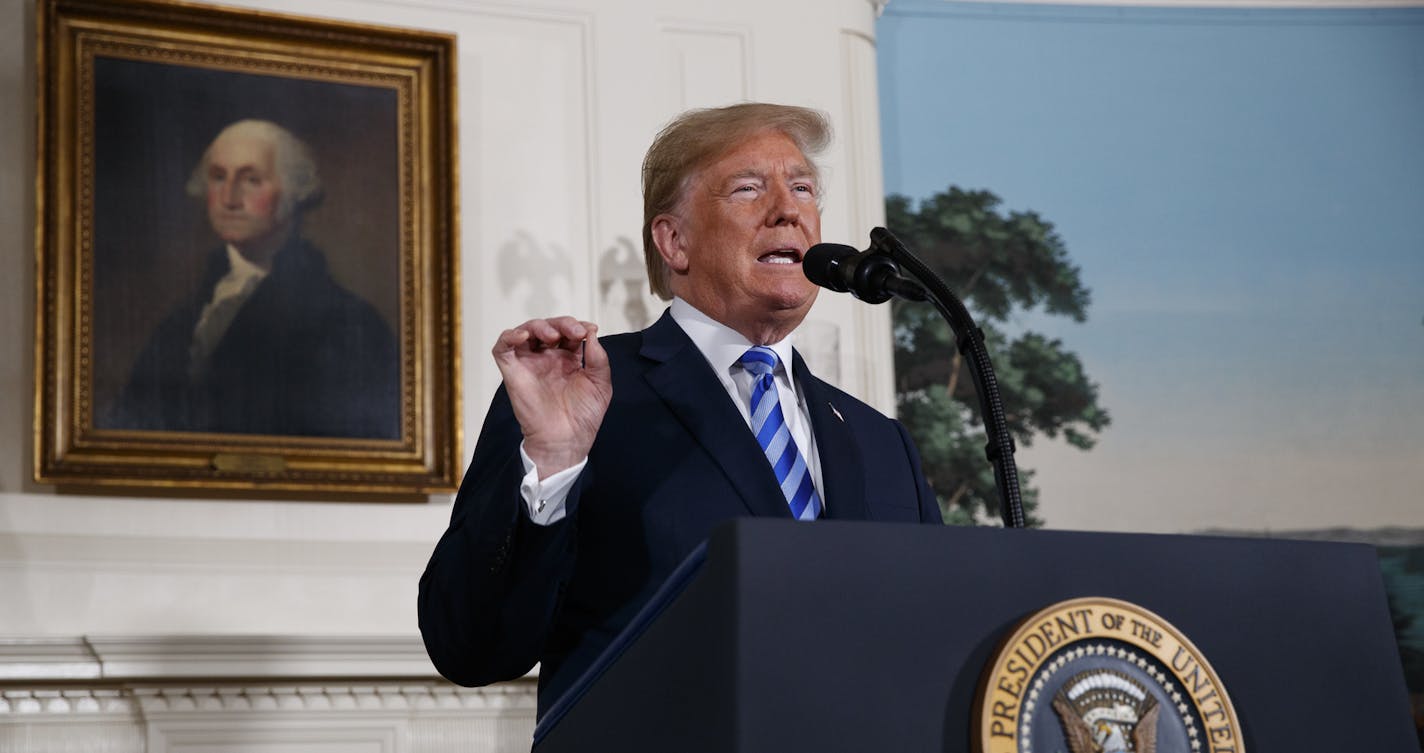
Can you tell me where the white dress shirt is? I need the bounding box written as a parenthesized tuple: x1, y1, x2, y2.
(189, 244, 268, 378)
(517, 297, 825, 525)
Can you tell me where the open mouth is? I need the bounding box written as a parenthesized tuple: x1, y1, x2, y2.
(757, 248, 803, 265)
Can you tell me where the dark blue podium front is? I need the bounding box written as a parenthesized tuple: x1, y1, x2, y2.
(533, 519, 1413, 752)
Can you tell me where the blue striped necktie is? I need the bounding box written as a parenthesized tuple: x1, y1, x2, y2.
(738, 347, 822, 521)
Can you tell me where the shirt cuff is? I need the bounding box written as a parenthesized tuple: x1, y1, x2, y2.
(518, 443, 587, 526)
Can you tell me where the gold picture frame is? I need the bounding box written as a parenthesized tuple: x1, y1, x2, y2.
(35, 0, 461, 497)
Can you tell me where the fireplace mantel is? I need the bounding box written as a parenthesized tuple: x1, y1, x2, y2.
(0, 635, 537, 752)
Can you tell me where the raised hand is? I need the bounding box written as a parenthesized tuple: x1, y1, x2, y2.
(492, 317, 612, 479)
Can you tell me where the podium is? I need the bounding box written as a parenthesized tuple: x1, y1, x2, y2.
(532, 519, 1414, 751)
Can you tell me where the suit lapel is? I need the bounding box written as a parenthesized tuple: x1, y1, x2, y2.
(793, 350, 870, 521)
(640, 313, 791, 520)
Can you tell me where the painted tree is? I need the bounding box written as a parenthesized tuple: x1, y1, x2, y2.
(887, 186, 1109, 525)
(1378, 547, 1424, 695)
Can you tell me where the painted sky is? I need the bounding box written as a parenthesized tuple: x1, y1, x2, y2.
(877, 1, 1424, 532)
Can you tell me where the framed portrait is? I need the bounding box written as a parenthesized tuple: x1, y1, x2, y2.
(34, 0, 461, 497)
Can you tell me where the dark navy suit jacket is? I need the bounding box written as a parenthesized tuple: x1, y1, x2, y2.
(418, 310, 940, 716)
(103, 238, 399, 439)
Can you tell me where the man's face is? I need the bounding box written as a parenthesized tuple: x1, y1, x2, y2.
(204, 132, 287, 251)
(659, 130, 822, 341)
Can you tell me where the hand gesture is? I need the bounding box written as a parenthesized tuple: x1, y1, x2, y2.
(492, 317, 612, 479)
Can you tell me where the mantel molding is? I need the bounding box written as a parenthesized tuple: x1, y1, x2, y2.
(0, 635, 457, 682)
(86, 636, 439, 679)
(0, 635, 538, 742)
(0, 688, 136, 716)
(0, 638, 101, 681)
(132, 682, 535, 715)
(0, 682, 535, 717)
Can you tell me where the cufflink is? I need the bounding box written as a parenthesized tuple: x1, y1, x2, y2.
(536, 499, 547, 513)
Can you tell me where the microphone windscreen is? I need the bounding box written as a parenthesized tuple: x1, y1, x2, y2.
(803, 243, 859, 289)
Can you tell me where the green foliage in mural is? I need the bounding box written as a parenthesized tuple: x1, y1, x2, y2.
(1378, 546, 1424, 693)
(887, 187, 1110, 525)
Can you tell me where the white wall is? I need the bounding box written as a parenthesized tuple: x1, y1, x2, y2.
(0, 0, 895, 639)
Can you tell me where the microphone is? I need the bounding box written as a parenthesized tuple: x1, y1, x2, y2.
(803, 243, 927, 304)
(808, 228, 1027, 529)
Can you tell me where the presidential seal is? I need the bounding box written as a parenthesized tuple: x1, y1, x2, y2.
(972, 597, 1243, 753)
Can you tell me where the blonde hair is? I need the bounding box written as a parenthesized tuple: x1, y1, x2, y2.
(641, 103, 831, 300)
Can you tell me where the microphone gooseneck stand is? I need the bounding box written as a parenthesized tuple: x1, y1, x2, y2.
(868, 227, 1026, 529)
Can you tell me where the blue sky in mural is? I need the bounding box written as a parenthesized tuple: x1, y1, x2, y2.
(878, 1, 1424, 531)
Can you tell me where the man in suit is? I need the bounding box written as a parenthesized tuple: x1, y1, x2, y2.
(418, 103, 941, 717)
(104, 119, 399, 439)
